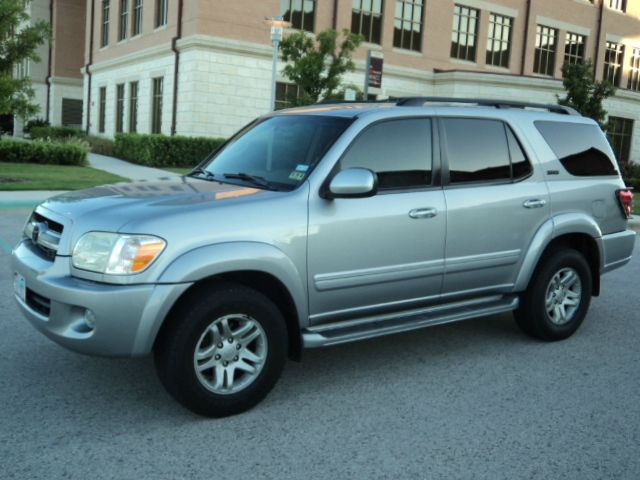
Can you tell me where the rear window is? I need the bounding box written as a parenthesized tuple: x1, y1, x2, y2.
(535, 121, 618, 176)
(442, 118, 532, 183)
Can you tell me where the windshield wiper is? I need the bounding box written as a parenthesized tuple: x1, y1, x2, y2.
(222, 172, 277, 190)
(188, 167, 216, 181)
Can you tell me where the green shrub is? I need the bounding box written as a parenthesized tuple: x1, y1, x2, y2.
(626, 161, 640, 179)
(30, 126, 86, 140)
(628, 177, 640, 190)
(114, 133, 225, 168)
(0, 139, 88, 166)
(24, 118, 49, 134)
(87, 136, 116, 156)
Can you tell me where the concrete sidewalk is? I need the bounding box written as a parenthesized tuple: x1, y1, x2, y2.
(0, 152, 182, 208)
(88, 153, 180, 182)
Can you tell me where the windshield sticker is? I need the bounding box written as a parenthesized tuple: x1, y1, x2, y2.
(295, 164, 310, 172)
(289, 171, 306, 181)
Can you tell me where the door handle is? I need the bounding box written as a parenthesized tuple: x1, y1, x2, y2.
(409, 207, 438, 219)
(523, 199, 547, 209)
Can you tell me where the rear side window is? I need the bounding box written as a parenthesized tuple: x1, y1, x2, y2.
(341, 118, 432, 189)
(535, 121, 618, 176)
(443, 118, 532, 183)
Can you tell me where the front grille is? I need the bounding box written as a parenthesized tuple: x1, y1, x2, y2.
(32, 211, 63, 234)
(24, 212, 64, 259)
(26, 289, 51, 317)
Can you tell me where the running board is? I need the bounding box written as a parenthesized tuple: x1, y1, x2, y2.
(302, 295, 519, 348)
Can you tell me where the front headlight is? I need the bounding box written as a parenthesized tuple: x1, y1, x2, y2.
(72, 232, 166, 275)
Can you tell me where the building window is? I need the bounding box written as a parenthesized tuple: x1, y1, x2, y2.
(533, 25, 557, 76)
(132, 0, 143, 35)
(118, 0, 128, 41)
(275, 82, 303, 110)
(352, 0, 384, 45)
(129, 81, 138, 132)
(564, 32, 586, 67)
(61, 99, 83, 127)
(151, 77, 163, 134)
(155, 0, 168, 27)
(609, 0, 627, 12)
(98, 87, 106, 133)
(604, 42, 624, 86)
(486, 13, 512, 68)
(281, 0, 315, 32)
(15, 59, 29, 78)
(115, 83, 125, 133)
(393, 0, 424, 52)
(451, 5, 479, 61)
(101, 0, 110, 47)
(607, 116, 633, 164)
(628, 48, 640, 92)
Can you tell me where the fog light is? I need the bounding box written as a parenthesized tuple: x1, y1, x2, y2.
(83, 309, 96, 329)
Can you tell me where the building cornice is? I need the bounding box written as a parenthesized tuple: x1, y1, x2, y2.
(50, 76, 83, 87)
(85, 43, 174, 73)
(177, 34, 272, 58)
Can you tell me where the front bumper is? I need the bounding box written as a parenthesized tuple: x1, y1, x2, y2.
(11, 240, 191, 357)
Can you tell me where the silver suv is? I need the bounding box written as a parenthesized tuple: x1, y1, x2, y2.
(12, 98, 636, 417)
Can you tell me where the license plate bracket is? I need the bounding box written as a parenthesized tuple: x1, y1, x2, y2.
(13, 273, 26, 303)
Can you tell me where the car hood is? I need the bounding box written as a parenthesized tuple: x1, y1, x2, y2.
(37, 177, 273, 240)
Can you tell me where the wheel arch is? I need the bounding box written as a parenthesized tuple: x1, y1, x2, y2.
(150, 242, 307, 360)
(514, 215, 603, 296)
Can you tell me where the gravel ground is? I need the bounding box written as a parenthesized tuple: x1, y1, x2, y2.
(1, 209, 639, 480)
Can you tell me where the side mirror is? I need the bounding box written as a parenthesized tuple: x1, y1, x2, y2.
(325, 168, 378, 199)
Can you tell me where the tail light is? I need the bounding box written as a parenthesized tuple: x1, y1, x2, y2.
(616, 189, 634, 219)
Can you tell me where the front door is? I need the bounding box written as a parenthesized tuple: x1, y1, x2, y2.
(307, 118, 446, 325)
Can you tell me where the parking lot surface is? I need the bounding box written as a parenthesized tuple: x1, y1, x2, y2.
(1, 208, 639, 479)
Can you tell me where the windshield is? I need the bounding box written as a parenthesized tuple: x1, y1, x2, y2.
(200, 115, 352, 191)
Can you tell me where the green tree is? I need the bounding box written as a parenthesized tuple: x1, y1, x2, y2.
(558, 60, 615, 126)
(279, 28, 363, 106)
(0, 0, 50, 119)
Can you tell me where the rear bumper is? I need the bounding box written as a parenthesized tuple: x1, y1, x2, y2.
(601, 229, 636, 274)
(11, 240, 191, 357)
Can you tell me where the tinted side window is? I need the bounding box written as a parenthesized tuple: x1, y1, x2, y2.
(443, 119, 511, 183)
(507, 127, 533, 179)
(341, 118, 432, 189)
(535, 121, 618, 176)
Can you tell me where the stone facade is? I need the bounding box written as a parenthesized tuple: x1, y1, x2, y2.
(14, 0, 86, 134)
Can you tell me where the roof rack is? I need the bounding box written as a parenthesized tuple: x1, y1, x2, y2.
(395, 97, 580, 115)
(317, 97, 579, 115)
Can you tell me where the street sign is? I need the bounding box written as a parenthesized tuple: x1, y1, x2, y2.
(364, 50, 384, 98)
(368, 56, 384, 89)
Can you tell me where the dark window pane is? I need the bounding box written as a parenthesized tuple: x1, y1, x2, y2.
(506, 127, 532, 179)
(341, 119, 432, 189)
(444, 119, 511, 183)
(536, 121, 618, 175)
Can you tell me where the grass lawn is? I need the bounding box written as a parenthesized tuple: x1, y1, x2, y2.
(634, 193, 639, 215)
(0, 162, 129, 191)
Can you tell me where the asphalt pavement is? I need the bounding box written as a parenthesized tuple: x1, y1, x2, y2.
(1, 208, 639, 479)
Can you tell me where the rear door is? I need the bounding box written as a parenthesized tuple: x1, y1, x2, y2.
(439, 117, 550, 298)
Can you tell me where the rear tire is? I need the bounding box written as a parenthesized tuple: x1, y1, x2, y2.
(514, 249, 592, 341)
(154, 282, 288, 417)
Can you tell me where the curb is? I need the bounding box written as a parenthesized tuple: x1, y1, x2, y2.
(629, 217, 640, 233)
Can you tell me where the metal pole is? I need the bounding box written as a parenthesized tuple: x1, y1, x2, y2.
(364, 50, 371, 99)
(271, 39, 278, 111)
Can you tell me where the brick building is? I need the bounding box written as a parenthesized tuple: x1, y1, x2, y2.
(80, 0, 640, 163)
(13, 0, 86, 135)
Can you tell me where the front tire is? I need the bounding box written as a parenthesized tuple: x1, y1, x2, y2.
(514, 249, 592, 341)
(154, 282, 288, 417)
